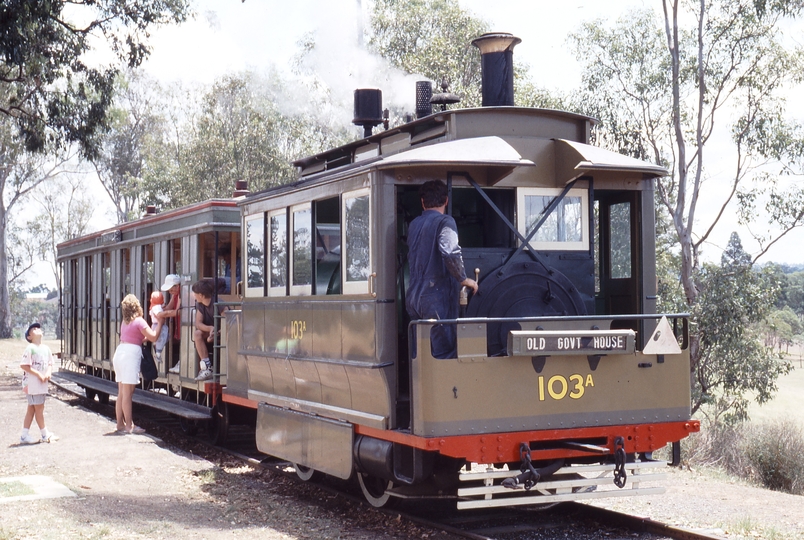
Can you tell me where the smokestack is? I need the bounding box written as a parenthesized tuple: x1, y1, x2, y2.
(233, 180, 249, 198)
(416, 81, 433, 119)
(353, 88, 383, 138)
(471, 33, 521, 107)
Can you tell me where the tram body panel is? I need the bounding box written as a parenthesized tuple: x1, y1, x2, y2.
(410, 336, 691, 437)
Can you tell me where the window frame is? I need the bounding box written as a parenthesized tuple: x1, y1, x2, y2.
(267, 208, 288, 297)
(516, 187, 590, 251)
(341, 188, 372, 295)
(289, 203, 313, 296)
(244, 213, 266, 298)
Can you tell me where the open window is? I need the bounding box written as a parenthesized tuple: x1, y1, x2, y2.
(342, 188, 371, 295)
(516, 187, 589, 251)
(314, 196, 341, 295)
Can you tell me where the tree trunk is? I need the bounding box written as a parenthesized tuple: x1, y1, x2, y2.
(0, 201, 13, 338)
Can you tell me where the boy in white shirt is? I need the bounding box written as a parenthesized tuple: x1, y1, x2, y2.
(20, 323, 58, 444)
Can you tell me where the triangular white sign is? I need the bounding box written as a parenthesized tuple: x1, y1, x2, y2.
(643, 316, 682, 355)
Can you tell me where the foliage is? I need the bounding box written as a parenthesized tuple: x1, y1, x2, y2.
(692, 233, 791, 422)
(0, 0, 190, 159)
(685, 418, 804, 495)
(570, 1, 804, 422)
(366, 0, 563, 110)
(138, 71, 353, 210)
(570, 2, 804, 305)
(0, 124, 65, 338)
(779, 271, 804, 316)
(743, 419, 804, 494)
(93, 71, 166, 223)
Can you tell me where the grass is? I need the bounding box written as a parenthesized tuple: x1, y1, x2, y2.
(747, 345, 804, 426)
(0, 481, 35, 498)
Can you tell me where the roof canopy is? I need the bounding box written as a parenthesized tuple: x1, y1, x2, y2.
(555, 139, 668, 184)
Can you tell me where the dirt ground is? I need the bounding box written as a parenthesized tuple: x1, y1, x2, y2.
(2, 338, 804, 540)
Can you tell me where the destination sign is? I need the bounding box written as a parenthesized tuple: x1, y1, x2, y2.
(507, 329, 636, 356)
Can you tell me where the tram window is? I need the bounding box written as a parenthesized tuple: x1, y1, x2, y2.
(122, 248, 132, 294)
(343, 188, 371, 294)
(246, 214, 265, 296)
(291, 204, 312, 295)
(609, 202, 632, 279)
(314, 197, 341, 295)
(170, 238, 181, 275)
(268, 210, 287, 296)
(516, 187, 589, 251)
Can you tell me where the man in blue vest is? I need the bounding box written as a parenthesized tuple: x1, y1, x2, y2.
(406, 180, 478, 359)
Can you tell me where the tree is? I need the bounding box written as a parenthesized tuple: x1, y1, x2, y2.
(94, 71, 166, 223)
(570, 1, 804, 420)
(0, 0, 190, 159)
(692, 232, 789, 423)
(367, 0, 564, 110)
(0, 127, 66, 337)
(140, 71, 353, 209)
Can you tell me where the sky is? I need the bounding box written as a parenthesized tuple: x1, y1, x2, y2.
(31, 0, 800, 290)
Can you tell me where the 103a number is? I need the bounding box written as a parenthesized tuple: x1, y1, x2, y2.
(537, 374, 594, 401)
(290, 320, 307, 340)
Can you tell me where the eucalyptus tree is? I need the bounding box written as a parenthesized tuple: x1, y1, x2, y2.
(93, 71, 167, 223)
(367, 0, 563, 109)
(570, 1, 804, 418)
(141, 71, 354, 209)
(693, 232, 788, 422)
(0, 0, 190, 159)
(0, 0, 190, 337)
(0, 128, 66, 337)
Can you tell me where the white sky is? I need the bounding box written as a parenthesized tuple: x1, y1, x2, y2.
(32, 0, 799, 290)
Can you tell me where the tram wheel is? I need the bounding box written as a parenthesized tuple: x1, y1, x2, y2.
(97, 392, 110, 405)
(84, 387, 97, 401)
(208, 402, 230, 445)
(294, 463, 322, 482)
(357, 472, 395, 508)
(179, 417, 199, 436)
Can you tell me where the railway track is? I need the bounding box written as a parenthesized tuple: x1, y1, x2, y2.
(51, 373, 724, 540)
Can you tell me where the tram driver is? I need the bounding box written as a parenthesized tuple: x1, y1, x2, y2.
(406, 180, 478, 359)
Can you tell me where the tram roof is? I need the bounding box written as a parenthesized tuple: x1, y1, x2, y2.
(57, 199, 240, 259)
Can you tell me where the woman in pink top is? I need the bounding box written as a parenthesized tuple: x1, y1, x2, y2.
(113, 294, 163, 434)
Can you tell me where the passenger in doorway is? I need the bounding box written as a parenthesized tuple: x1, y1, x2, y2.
(113, 294, 163, 434)
(148, 291, 169, 364)
(156, 274, 182, 373)
(406, 180, 478, 359)
(192, 278, 228, 381)
(19, 323, 58, 444)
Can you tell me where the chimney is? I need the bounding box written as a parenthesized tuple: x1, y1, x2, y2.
(352, 89, 383, 138)
(233, 180, 249, 198)
(471, 33, 521, 107)
(145, 205, 157, 215)
(416, 81, 433, 119)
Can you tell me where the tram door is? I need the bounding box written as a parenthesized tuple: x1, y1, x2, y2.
(101, 252, 112, 361)
(83, 256, 92, 359)
(596, 191, 641, 329)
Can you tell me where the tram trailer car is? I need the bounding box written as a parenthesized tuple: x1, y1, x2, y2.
(57, 196, 248, 439)
(231, 33, 699, 508)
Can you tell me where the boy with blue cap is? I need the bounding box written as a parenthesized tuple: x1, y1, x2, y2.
(20, 322, 58, 444)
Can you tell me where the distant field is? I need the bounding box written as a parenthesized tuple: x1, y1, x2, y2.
(747, 344, 804, 426)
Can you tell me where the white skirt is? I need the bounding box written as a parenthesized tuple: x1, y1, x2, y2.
(113, 343, 141, 384)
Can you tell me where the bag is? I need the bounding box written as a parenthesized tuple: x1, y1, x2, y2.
(141, 343, 158, 382)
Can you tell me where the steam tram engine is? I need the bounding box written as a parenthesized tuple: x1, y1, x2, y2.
(58, 33, 699, 509)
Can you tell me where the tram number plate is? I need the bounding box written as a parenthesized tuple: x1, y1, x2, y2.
(508, 329, 635, 356)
